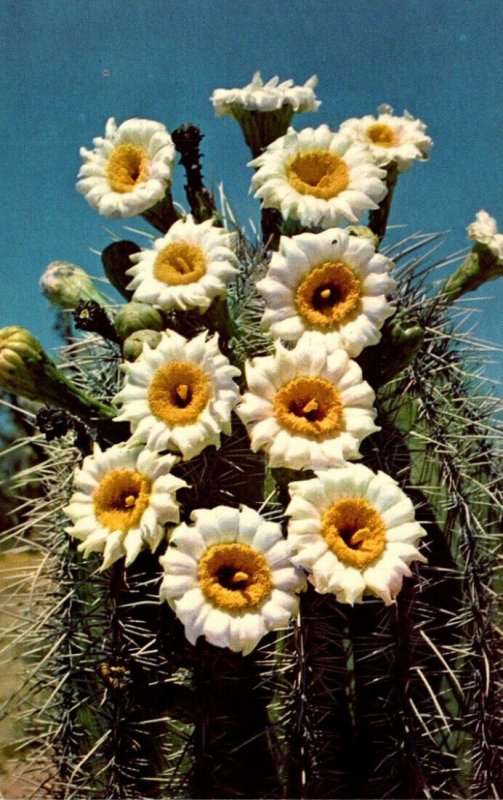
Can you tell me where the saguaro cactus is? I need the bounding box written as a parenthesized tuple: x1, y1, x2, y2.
(0, 74, 501, 800)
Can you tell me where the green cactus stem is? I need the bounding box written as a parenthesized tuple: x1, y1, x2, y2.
(368, 162, 398, 244)
(440, 244, 503, 305)
(142, 188, 180, 233)
(230, 105, 295, 159)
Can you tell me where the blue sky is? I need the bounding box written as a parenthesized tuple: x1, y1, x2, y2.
(1, 0, 502, 387)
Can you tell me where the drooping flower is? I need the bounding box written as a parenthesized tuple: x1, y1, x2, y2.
(286, 464, 426, 605)
(339, 105, 432, 173)
(77, 117, 176, 217)
(113, 330, 241, 460)
(160, 505, 304, 655)
(126, 215, 238, 312)
(211, 73, 320, 156)
(250, 125, 387, 228)
(237, 332, 378, 471)
(257, 228, 395, 357)
(64, 443, 187, 570)
(467, 210, 503, 261)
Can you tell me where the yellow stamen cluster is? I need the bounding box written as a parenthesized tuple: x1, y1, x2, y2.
(286, 150, 349, 199)
(93, 468, 152, 532)
(274, 376, 344, 439)
(366, 123, 396, 148)
(106, 144, 150, 193)
(197, 542, 273, 612)
(321, 497, 386, 569)
(153, 242, 207, 286)
(147, 361, 211, 426)
(295, 261, 362, 329)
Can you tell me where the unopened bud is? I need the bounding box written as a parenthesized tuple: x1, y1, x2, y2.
(122, 329, 162, 361)
(0, 326, 114, 420)
(40, 261, 107, 309)
(114, 302, 164, 341)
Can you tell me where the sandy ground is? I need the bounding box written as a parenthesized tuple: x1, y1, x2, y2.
(0, 551, 53, 799)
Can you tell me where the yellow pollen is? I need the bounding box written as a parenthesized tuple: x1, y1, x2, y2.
(153, 242, 206, 286)
(367, 123, 396, 148)
(198, 542, 273, 612)
(147, 360, 211, 426)
(93, 468, 152, 532)
(321, 497, 386, 569)
(295, 261, 362, 330)
(286, 150, 350, 200)
(274, 376, 344, 440)
(106, 144, 150, 193)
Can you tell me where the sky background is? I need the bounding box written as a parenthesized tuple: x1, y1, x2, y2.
(1, 0, 502, 389)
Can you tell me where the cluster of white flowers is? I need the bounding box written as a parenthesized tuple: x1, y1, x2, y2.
(64, 73, 435, 655)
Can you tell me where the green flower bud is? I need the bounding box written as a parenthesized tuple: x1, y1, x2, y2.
(0, 327, 114, 420)
(346, 226, 380, 249)
(40, 261, 107, 309)
(122, 330, 162, 361)
(441, 244, 503, 306)
(113, 302, 165, 341)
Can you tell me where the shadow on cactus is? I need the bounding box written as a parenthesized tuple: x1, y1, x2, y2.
(0, 72, 501, 800)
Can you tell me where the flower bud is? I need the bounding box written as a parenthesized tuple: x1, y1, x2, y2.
(40, 261, 107, 309)
(122, 329, 162, 361)
(114, 302, 165, 341)
(0, 327, 114, 420)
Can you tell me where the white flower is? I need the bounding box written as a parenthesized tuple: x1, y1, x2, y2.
(160, 505, 304, 655)
(286, 464, 426, 605)
(211, 72, 320, 116)
(467, 210, 503, 260)
(339, 105, 432, 173)
(77, 117, 176, 218)
(237, 332, 379, 471)
(126, 215, 238, 312)
(64, 442, 186, 570)
(257, 228, 395, 357)
(113, 330, 241, 461)
(250, 125, 387, 228)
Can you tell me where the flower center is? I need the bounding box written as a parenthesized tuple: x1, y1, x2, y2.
(106, 144, 150, 193)
(295, 261, 362, 329)
(274, 376, 344, 439)
(366, 123, 396, 148)
(198, 542, 273, 612)
(153, 242, 207, 286)
(286, 150, 350, 200)
(93, 468, 152, 532)
(147, 360, 211, 426)
(321, 497, 386, 569)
